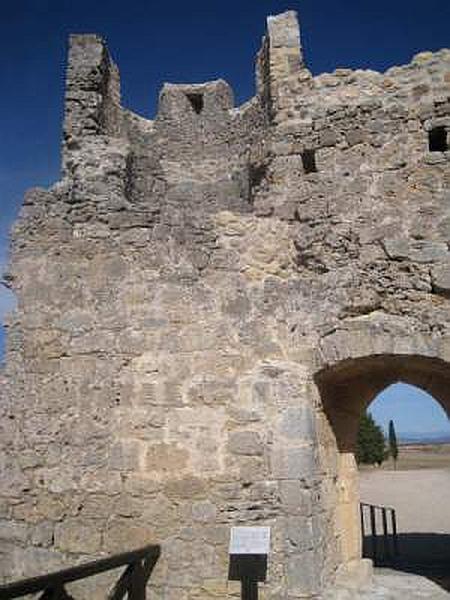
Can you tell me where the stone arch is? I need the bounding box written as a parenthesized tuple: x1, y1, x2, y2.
(317, 353, 450, 453)
(312, 325, 450, 569)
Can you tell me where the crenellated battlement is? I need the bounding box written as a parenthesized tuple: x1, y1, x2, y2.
(58, 11, 450, 243)
(63, 34, 121, 142)
(63, 10, 304, 148)
(63, 11, 450, 180)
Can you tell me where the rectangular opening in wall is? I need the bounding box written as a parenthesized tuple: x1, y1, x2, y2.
(186, 93, 204, 114)
(302, 149, 317, 174)
(429, 126, 448, 152)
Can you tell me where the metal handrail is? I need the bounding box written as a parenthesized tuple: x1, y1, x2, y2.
(0, 544, 160, 600)
(360, 502, 399, 565)
(360, 501, 396, 512)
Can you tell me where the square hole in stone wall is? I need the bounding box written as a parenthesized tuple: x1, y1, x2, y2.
(186, 93, 204, 114)
(429, 126, 448, 152)
(301, 149, 317, 173)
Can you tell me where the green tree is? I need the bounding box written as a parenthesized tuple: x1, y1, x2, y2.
(356, 412, 386, 465)
(388, 419, 399, 469)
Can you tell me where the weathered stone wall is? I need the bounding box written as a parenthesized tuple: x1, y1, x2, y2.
(1, 10, 450, 599)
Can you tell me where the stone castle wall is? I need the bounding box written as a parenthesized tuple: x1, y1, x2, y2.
(1, 11, 450, 599)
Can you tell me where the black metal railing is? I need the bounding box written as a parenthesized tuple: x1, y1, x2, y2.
(360, 502, 399, 565)
(0, 544, 160, 600)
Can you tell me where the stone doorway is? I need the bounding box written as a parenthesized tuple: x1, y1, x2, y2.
(315, 354, 450, 570)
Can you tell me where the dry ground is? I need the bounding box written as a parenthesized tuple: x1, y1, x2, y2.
(360, 468, 450, 536)
(359, 447, 450, 596)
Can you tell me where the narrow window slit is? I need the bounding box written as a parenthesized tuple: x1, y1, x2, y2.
(302, 149, 317, 174)
(429, 126, 448, 152)
(186, 93, 204, 114)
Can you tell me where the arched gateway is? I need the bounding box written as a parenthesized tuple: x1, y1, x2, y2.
(1, 10, 450, 599)
(315, 329, 450, 569)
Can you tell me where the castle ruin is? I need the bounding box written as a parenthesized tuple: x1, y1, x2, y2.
(1, 10, 450, 599)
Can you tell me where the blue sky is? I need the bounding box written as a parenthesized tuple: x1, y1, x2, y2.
(369, 384, 450, 438)
(1, 0, 450, 433)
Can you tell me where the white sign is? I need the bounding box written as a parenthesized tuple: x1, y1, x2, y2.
(229, 526, 271, 555)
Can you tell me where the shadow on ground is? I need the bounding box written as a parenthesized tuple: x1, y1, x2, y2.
(364, 533, 450, 592)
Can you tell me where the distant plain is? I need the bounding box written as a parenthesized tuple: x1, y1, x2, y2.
(360, 443, 450, 471)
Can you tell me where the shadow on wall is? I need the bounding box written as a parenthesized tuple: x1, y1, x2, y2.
(364, 532, 450, 592)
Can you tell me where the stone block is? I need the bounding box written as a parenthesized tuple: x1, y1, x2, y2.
(252, 380, 272, 405)
(79, 471, 122, 495)
(320, 128, 337, 147)
(0, 520, 28, 544)
(187, 378, 236, 406)
(31, 521, 54, 547)
(78, 494, 115, 519)
(334, 558, 373, 590)
(145, 443, 189, 473)
(0, 458, 31, 498)
(109, 440, 143, 471)
(345, 128, 367, 146)
(54, 519, 102, 554)
(141, 495, 175, 530)
(228, 431, 264, 456)
(270, 446, 317, 480)
(239, 456, 268, 483)
(34, 468, 79, 495)
(13, 546, 66, 579)
(383, 238, 448, 263)
(279, 481, 313, 516)
(431, 262, 450, 294)
(197, 578, 230, 598)
(164, 477, 207, 500)
(191, 501, 217, 523)
(285, 516, 315, 552)
(12, 495, 66, 523)
(279, 405, 316, 440)
(202, 525, 228, 546)
(286, 550, 321, 595)
(103, 518, 157, 553)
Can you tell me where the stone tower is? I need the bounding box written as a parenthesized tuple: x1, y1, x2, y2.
(1, 10, 450, 599)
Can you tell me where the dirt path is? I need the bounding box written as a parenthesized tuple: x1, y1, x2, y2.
(359, 468, 450, 594)
(359, 469, 450, 534)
